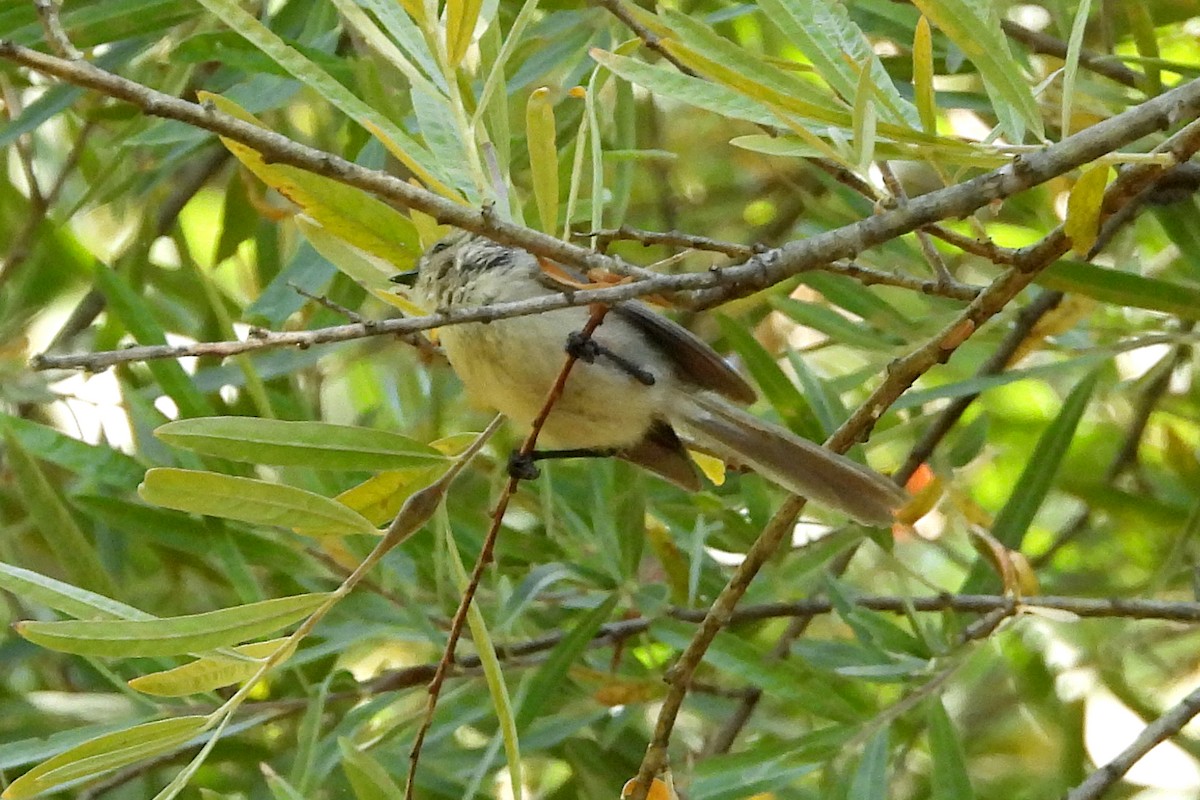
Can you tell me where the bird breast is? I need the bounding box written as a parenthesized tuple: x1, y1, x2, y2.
(437, 308, 674, 450)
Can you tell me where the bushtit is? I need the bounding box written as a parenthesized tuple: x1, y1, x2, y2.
(395, 231, 907, 525)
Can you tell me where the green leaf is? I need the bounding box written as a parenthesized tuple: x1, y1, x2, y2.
(912, 0, 1043, 141)
(928, 700, 974, 800)
(0, 561, 150, 622)
(717, 315, 823, 441)
(517, 594, 618, 730)
(264, 764, 307, 800)
(93, 266, 215, 419)
(757, 0, 918, 127)
(660, 8, 852, 117)
(2, 716, 208, 799)
(526, 88, 560, 235)
(199, 92, 422, 271)
(444, 517, 523, 797)
(1060, 0, 1094, 137)
(139, 468, 379, 536)
(1035, 260, 1200, 319)
(770, 296, 904, 350)
(17, 593, 328, 656)
(654, 621, 870, 723)
(848, 725, 891, 800)
(155, 417, 446, 470)
(1, 430, 116, 597)
(913, 16, 937, 134)
(339, 738, 405, 800)
(591, 49, 778, 127)
(785, 350, 844, 438)
(891, 353, 1108, 411)
(961, 370, 1099, 591)
(128, 638, 294, 696)
(190, 0, 459, 198)
(730, 133, 1005, 167)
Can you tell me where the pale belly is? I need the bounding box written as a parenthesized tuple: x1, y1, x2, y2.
(438, 310, 671, 450)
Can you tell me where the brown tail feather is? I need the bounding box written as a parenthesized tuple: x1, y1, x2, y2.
(673, 393, 906, 525)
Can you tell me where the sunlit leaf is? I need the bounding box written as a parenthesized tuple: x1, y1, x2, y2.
(17, 593, 329, 656)
(526, 88, 560, 235)
(198, 92, 422, 271)
(912, 0, 1043, 140)
(128, 638, 295, 696)
(155, 417, 445, 470)
(139, 468, 379, 536)
(2, 717, 208, 800)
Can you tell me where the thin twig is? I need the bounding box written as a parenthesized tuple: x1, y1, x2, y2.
(895, 289, 1065, 484)
(589, 0, 698, 77)
(923, 225, 1020, 265)
(404, 306, 611, 798)
(1065, 683, 1200, 800)
(3, 44, 1197, 321)
(877, 161, 955, 286)
(32, 0, 81, 59)
(1001, 18, 1142, 89)
(625, 109, 1200, 800)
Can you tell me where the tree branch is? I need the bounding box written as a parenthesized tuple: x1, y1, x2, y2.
(624, 108, 1200, 800)
(4, 44, 1199, 368)
(1066, 683, 1200, 800)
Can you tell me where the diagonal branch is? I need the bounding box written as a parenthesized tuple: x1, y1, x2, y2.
(4, 44, 1200, 364)
(623, 111, 1200, 800)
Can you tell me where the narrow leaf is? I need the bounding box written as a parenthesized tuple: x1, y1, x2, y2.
(0, 561, 150, 621)
(913, 16, 937, 134)
(758, 0, 918, 126)
(848, 726, 891, 800)
(199, 92, 422, 270)
(156, 417, 445, 470)
(912, 0, 1043, 140)
(2, 717, 207, 799)
(1060, 0, 1094, 137)
(961, 370, 1099, 591)
(929, 700, 974, 800)
(338, 739, 406, 800)
(1035, 260, 1200, 319)
(191, 0, 459, 198)
(517, 595, 618, 729)
(17, 593, 329, 656)
(445, 518, 523, 797)
(445, 0, 484, 66)
(1064, 165, 1111, 256)
(526, 88, 560, 235)
(139, 468, 379, 536)
(128, 639, 295, 697)
(0, 413, 144, 490)
(1, 430, 116, 597)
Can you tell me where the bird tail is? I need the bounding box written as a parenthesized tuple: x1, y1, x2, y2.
(673, 393, 907, 526)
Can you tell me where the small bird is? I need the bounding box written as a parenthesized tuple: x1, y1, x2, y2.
(394, 231, 907, 525)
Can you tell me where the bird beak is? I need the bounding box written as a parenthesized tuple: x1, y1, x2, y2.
(390, 269, 419, 287)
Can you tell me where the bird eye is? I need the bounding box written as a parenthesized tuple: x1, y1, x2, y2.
(430, 239, 452, 254)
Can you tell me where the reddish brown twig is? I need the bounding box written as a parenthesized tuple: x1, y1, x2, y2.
(404, 304, 612, 799)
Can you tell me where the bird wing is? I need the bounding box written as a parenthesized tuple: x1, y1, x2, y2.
(535, 258, 757, 405)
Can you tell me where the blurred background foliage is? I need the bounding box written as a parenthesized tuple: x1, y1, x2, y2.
(1, 0, 1200, 798)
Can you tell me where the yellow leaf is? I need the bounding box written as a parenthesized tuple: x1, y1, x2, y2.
(690, 450, 726, 486)
(445, 0, 484, 66)
(128, 639, 294, 697)
(198, 92, 423, 270)
(1065, 165, 1111, 256)
(913, 17, 936, 135)
(526, 88, 560, 235)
